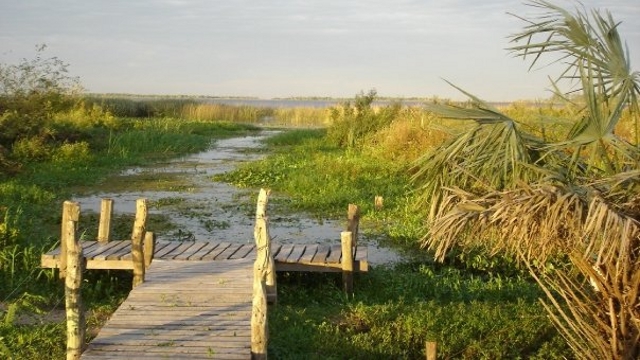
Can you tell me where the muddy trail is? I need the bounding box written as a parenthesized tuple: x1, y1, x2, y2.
(73, 130, 401, 265)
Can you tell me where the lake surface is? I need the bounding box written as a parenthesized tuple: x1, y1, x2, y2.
(72, 131, 402, 265)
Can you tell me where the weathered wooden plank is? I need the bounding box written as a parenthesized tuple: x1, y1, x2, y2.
(95, 327, 250, 337)
(82, 345, 249, 359)
(86, 241, 128, 259)
(153, 242, 185, 259)
(93, 241, 130, 260)
(325, 244, 343, 264)
(213, 243, 242, 260)
(106, 242, 134, 260)
(201, 242, 231, 260)
(273, 244, 294, 262)
(228, 244, 255, 260)
(298, 244, 318, 263)
(78, 241, 100, 255)
(161, 242, 199, 259)
(276, 259, 368, 273)
(172, 242, 208, 260)
(310, 245, 330, 264)
(268, 243, 282, 259)
(283, 245, 306, 263)
(87, 260, 134, 270)
(187, 242, 220, 260)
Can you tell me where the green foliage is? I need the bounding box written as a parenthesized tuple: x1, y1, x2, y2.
(51, 141, 93, 165)
(216, 129, 409, 218)
(10, 136, 52, 163)
(0, 45, 81, 149)
(327, 90, 401, 148)
(270, 265, 570, 359)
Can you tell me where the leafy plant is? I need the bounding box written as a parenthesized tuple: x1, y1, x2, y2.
(413, 1, 640, 359)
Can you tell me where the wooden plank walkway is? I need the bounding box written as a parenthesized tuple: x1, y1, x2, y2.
(41, 240, 369, 272)
(81, 258, 254, 360)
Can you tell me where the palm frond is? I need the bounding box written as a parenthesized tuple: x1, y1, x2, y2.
(508, 0, 640, 154)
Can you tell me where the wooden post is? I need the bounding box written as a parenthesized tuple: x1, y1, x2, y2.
(255, 188, 276, 304)
(252, 188, 272, 359)
(143, 231, 155, 269)
(59, 201, 80, 279)
(131, 199, 148, 288)
(347, 204, 360, 253)
(63, 201, 85, 360)
(97, 198, 113, 244)
(425, 341, 437, 360)
(251, 255, 268, 360)
(341, 231, 354, 295)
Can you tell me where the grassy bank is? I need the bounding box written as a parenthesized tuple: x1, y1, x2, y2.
(216, 128, 572, 358)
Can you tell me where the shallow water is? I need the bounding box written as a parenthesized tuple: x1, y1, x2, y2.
(73, 131, 402, 265)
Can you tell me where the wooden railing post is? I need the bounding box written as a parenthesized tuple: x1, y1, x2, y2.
(251, 251, 268, 360)
(143, 231, 155, 269)
(255, 188, 276, 303)
(347, 204, 360, 254)
(131, 198, 148, 288)
(59, 201, 80, 279)
(341, 231, 354, 295)
(425, 341, 437, 360)
(97, 198, 113, 244)
(63, 201, 85, 360)
(252, 188, 272, 359)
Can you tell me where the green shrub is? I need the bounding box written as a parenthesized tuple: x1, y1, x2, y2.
(327, 90, 401, 148)
(51, 141, 93, 165)
(0, 45, 80, 149)
(11, 137, 52, 162)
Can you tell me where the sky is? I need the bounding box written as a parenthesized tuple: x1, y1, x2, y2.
(1, 0, 639, 101)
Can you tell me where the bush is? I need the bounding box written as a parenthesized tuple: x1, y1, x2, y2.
(51, 141, 93, 165)
(327, 90, 401, 148)
(0, 45, 81, 148)
(11, 137, 52, 162)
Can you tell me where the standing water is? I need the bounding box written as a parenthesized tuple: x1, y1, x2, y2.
(72, 130, 401, 265)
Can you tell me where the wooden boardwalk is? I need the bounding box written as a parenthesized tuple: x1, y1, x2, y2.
(81, 259, 254, 359)
(41, 240, 369, 272)
(49, 191, 367, 359)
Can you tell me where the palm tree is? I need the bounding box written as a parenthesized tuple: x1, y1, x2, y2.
(412, 1, 639, 358)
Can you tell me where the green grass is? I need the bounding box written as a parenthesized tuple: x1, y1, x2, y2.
(214, 128, 571, 358)
(270, 265, 570, 359)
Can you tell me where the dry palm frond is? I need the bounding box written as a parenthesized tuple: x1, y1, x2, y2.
(425, 183, 587, 262)
(530, 252, 640, 360)
(426, 181, 640, 359)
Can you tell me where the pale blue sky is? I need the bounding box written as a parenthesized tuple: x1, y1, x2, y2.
(1, 0, 638, 101)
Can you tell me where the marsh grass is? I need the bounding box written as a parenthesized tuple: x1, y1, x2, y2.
(87, 96, 330, 126)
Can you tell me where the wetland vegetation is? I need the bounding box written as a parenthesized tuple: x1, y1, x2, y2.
(2, 1, 639, 359)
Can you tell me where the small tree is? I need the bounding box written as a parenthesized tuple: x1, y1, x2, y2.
(412, 1, 639, 358)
